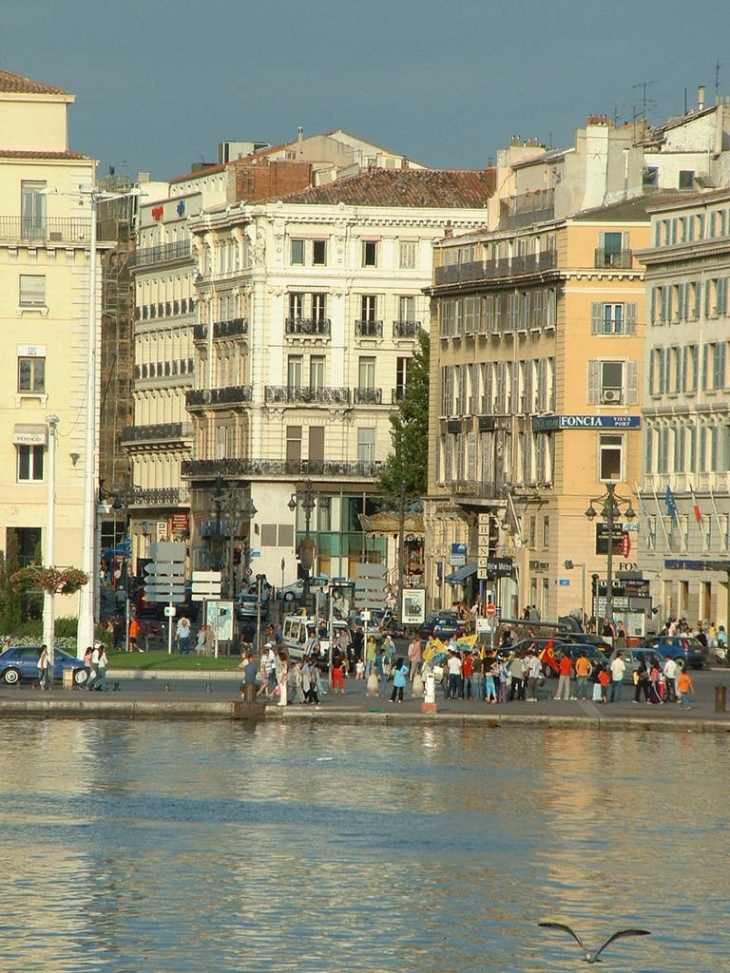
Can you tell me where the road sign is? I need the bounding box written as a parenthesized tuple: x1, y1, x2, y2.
(191, 570, 222, 600)
(164, 606, 177, 617)
(486, 603, 496, 617)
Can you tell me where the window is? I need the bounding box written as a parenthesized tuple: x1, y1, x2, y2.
(310, 356, 325, 389)
(21, 181, 46, 239)
(543, 516, 550, 548)
(362, 240, 378, 267)
(591, 302, 637, 335)
(588, 360, 639, 405)
(398, 296, 415, 322)
(312, 240, 327, 266)
(290, 239, 304, 265)
(358, 356, 376, 389)
(395, 356, 409, 400)
(287, 355, 303, 388)
(19, 275, 46, 306)
(599, 434, 623, 481)
(312, 293, 327, 323)
(679, 170, 695, 189)
(286, 425, 302, 465)
(289, 292, 303, 320)
(361, 295, 377, 321)
(399, 241, 416, 269)
(18, 356, 45, 393)
(17, 444, 44, 482)
(357, 427, 375, 463)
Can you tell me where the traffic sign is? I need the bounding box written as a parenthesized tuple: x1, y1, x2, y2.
(486, 603, 497, 617)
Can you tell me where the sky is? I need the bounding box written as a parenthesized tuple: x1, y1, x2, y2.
(4, 0, 729, 182)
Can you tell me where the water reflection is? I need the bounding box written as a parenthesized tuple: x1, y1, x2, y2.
(0, 720, 726, 971)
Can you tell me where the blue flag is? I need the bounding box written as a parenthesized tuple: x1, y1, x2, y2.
(665, 485, 678, 518)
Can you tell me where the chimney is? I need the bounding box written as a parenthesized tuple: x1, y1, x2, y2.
(698, 85, 706, 110)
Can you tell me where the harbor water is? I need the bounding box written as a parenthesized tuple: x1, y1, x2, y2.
(0, 718, 727, 972)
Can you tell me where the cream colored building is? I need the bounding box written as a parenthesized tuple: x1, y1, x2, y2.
(427, 197, 657, 627)
(183, 167, 495, 591)
(0, 69, 98, 614)
(638, 188, 730, 627)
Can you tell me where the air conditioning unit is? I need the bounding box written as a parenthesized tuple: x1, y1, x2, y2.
(601, 388, 622, 404)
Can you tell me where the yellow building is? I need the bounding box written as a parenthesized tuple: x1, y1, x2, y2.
(427, 195, 663, 630)
(0, 69, 98, 619)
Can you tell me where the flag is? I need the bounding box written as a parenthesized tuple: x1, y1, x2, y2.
(665, 484, 678, 519)
(689, 484, 702, 524)
(505, 493, 523, 543)
(538, 638, 558, 673)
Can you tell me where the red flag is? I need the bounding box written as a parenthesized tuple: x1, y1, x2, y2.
(689, 484, 702, 524)
(538, 638, 558, 672)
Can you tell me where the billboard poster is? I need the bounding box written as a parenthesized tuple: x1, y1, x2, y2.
(402, 588, 426, 626)
(206, 599, 234, 641)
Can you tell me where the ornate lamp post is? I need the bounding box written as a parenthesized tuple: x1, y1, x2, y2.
(585, 482, 635, 629)
(288, 478, 316, 612)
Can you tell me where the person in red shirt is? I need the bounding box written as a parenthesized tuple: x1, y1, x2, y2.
(554, 651, 573, 700)
(461, 650, 475, 699)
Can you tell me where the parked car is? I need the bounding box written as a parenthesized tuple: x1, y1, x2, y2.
(235, 592, 269, 622)
(0, 645, 88, 687)
(278, 575, 330, 604)
(607, 647, 665, 681)
(418, 611, 463, 641)
(542, 642, 610, 678)
(639, 634, 709, 670)
(557, 633, 612, 650)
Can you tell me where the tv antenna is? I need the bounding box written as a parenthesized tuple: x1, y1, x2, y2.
(633, 79, 658, 121)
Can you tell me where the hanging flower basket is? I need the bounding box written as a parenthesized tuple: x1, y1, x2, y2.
(10, 566, 88, 595)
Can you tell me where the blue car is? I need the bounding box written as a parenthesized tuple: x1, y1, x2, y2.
(640, 635, 709, 670)
(0, 645, 88, 686)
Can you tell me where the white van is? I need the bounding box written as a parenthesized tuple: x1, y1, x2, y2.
(281, 614, 350, 662)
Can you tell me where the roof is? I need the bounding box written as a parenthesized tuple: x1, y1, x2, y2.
(0, 149, 88, 160)
(280, 167, 494, 208)
(0, 69, 69, 95)
(573, 190, 688, 223)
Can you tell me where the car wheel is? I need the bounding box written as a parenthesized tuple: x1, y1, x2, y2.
(2, 668, 21, 685)
(73, 668, 88, 687)
(283, 591, 295, 603)
(542, 664, 554, 679)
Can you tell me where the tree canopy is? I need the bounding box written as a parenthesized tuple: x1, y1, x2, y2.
(378, 329, 430, 499)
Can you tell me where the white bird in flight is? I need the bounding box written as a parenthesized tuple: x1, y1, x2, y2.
(538, 920, 651, 964)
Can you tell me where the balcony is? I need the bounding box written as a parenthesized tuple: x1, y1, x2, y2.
(354, 387, 383, 405)
(355, 320, 383, 338)
(0, 217, 96, 246)
(391, 388, 406, 404)
(285, 317, 331, 338)
(594, 248, 634, 269)
(128, 240, 191, 269)
(213, 317, 248, 339)
(129, 486, 189, 507)
(393, 320, 421, 338)
(433, 250, 557, 286)
(185, 386, 253, 409)
(264, 386, 351, 406)
(182, 457, 382, 480)
(121, 422, 193, 445)
(498, 188, 555, 229)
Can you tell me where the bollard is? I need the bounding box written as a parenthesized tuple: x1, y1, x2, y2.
(206, 681, 212, 693)
(715, 684, 726, 713)
(164, 682, 170, 692)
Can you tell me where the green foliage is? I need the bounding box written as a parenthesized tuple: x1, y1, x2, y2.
(378, 329, 430, 498)
(0, 536, 23, 634)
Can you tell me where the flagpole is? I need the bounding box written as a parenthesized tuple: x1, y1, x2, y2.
(688, 483, 709, 551)
(651, 487, 671, 548)
(709, 484, 724, 543)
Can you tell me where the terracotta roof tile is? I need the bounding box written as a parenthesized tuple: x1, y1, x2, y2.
(574, 190, 693, 222)
(0, 69, 68, 95)
(281, 168, 495, 208)
(0, 149, 88, 160)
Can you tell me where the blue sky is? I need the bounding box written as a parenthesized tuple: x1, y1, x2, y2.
(4, 0, 729, 181)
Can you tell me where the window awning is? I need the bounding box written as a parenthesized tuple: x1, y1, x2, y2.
(444, 562, 477, 585)
(13, 424, 47, 446)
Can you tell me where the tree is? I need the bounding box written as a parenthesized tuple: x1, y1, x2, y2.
(378, 329, 430, 499)
(0, 532, 23, 634)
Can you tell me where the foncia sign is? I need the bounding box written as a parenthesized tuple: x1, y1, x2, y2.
(532, 415, 641, 431)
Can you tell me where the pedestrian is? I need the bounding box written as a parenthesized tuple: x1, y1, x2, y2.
(497, 657, 508, 703)
(95, 645, 108, 691)
(376, 647, 390, 697)
(461, 650, 475, 699)
(276, 651, 289, 707)
(175, 616, 192, 655)
(364, 634, 377, 679)
(484, 656, 498, 703)
(87, 643, 102, 691)
(446, 650, 462, 700)
(407, 635, 422, 680)
(389, 658, 408, 703)
(609, 651, 626, 702)
(574, 650, 592, 700)
(262, 642, 278, 697)
(554, 651, 573, 700)
(663, 655, 678, 701)
(633, 658, 651, 703)
(195, 625, 207, 655)
(508, 652, 526, 701)
(35, 644, 49, 690)
(302, 657, 320, 705)
(238, 651, 258, 704)
(112, 614, 124, 650)
(129, 615, 141, 652)
(83, 644, 93, 685)
(355, 658, 365, 679)
(524, 649, 542, 701)
(331, 650, 346, 695)
(676, 663, 694, 710)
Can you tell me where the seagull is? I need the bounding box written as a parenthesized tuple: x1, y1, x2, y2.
(538, 921, 650, 964)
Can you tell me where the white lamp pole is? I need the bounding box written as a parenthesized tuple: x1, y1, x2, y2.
(43, 414, 60, 666)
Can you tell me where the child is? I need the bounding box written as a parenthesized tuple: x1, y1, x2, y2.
(676, 664, 694, 710)
(597, 665, 610, 703)
(355, 658, 365, 680)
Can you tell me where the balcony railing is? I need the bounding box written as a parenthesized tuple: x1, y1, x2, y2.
(121, 422, 193, 444)
(0, 217, 96, 246)
(128, 240, 191, 268)
(186, 386, 253, 408)
(434, 250, 558, 286)
(393, 320, 421, 338)
(355, 320, 383, 338)
(213, 317, 248, 338)
(354, 387, 383, 405)
(182, 458, 382, 479)
(391, 388, 406, 404)
(285, 317, 331, 337)
(193, 324, 207, 341)
(265, 386, 351, 406)
(594, 248, 634, 269)
(128, 486, 189, 507)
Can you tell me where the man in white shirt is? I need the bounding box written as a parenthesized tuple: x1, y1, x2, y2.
(525, 649, 543, 701)
(609, 651, 626, 702)
(663, 655, 678, 702)
(446, 651, 462, 699)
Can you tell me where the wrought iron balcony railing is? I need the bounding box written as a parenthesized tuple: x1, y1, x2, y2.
(354, 387, 383, 405)
(186, 386, 253, 408)
(121, 422, 193, 444)
(594, 248, 633, 269)
(285, 317, 331, 337)
(264, 386, 351, 406)
(128, 240, 191, 268)
(0, 217, 96, 246)
(213, 317, 248, 338)
(354, 320, 383, 338)
(181, 457, 382, 479)
(392, 320, 421, 338)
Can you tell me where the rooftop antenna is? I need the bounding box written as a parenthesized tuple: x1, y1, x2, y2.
(716, 60, 721, 104)
(633, 79, 658, 122)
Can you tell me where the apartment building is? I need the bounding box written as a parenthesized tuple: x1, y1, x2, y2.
(0, 68, 98, 611)
(427, 196, 659, 622)
(182, 166, 495, 591)
(638, 188, 730, 626)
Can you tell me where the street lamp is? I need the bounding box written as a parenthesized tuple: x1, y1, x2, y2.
(210, 477, 257, 598)
(564, 559, 587, 625)
(584, 482, 636, 630)
(43, 414, 60, 666)
(288, 479, 316, 612)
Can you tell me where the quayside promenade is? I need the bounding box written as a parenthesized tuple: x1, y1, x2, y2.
(1, 667, 729, 732)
